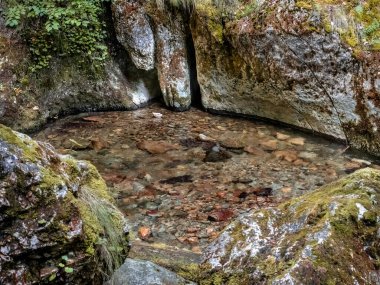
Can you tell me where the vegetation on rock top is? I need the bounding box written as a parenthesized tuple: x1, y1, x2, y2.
(4, 0, 109, 71)
(0, 124, 128, 283)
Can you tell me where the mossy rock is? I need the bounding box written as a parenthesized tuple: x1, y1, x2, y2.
(0, 124, 128, 284)
(194, 168, 380, 284)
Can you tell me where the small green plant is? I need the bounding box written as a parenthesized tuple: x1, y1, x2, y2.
(5, 0, 109, 71)
(48, 255, 75, 282)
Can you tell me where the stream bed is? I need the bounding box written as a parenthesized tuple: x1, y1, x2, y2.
(33, 102, 379, 262)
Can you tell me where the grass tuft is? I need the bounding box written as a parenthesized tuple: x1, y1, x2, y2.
(79, 186, 127, 279)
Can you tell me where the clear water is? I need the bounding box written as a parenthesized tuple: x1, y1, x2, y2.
(33, 103, 379, 252)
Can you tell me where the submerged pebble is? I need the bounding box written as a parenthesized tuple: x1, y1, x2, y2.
(34, 103, 379, 252)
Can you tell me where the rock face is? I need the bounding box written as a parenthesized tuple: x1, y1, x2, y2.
(191, 0, 380, 155)
(0, 0, 158, 132)
(109, 258, 195, 285)
(0, 124, 127, 284)
(112, 0, 155, 70)
(153, 10, 192, 111)
(3, 0, 380, 156)
(201, 168, 380, 284)
(111, 1, 192, 111)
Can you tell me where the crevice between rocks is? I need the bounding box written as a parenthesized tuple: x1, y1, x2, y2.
(183, 10, 202, 109)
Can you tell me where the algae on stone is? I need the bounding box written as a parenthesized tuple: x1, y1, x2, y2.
(197, 168, 380, 284)
(0, 124, 128, 284)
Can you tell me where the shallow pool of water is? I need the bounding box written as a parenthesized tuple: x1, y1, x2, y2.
(34, 103, 379, 253)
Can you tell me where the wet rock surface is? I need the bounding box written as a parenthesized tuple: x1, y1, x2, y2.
(0, 0, 158, 132)
(153, 10, 192, 111)
(201, 168, 380, 284)
(111, 1, 192, 111)
(108, 258, 195, 285)
(192, 0, 380, 155)
(0, 124, 127, 284)
(112, 0, 155, 71)
(34, 103, 380, 259)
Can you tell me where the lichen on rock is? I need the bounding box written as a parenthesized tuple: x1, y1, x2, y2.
(197, 168, 380, 284)
(191, 0, 380, 156)
(0, 124, 128, 284)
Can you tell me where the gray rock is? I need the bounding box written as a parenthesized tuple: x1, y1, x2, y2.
(153, 10, 192, 111)
(109, 258, 195, 285)
(191, 1, 380, 155)
(201, 168, 380, 284)
(112, 0, 155, 71)
(0, 124, 127, 284)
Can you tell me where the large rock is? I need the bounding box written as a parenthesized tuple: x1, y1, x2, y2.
(152, 8, 192, 111)
(112, 0, 155, 70)
(200, 168, 380, 284)
(0, 124, 127, 284)
(109, 258, 195, 285)
(191, 0, 380, 155)
(111, 0, 192, 111)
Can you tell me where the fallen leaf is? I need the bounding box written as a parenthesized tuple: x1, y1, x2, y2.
(260, 140, 278, 151)
(281, 187, 292, 193)
(138, 226, 152, 240)
(208, 209, 234, 222)
(90, 138, 109, 151)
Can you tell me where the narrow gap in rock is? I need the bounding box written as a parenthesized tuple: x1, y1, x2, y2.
(183, 10, 202, 109)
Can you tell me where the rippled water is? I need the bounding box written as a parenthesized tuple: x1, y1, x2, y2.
(33, 103, 379, 252)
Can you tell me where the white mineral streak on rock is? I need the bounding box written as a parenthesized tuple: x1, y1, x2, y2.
(112, 2, 155, 70)
(131, 81, 151, 105)
(329, 201, 340, 216)
(309, 222, 331, 244)
(356, 203, 367, 220)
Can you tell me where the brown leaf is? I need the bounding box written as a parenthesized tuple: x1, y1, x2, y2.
(138, 226, 152, 240)
(208, 209, 234, 222)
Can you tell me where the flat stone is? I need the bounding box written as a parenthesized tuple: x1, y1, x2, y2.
(276, 132, 290, 140)
(109, 258, 195, 285)
(244, 146, 266, 156)
(274, 150, 298, 162)
(288, 137, 305, 146)
(298, 151, 317, 160)
(260, 140, 278, 151)
(137, 140, 180, 154)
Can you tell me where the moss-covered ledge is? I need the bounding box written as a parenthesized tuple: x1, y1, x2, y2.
(183, 168, 380, 284)
(0, 124, 128, 284)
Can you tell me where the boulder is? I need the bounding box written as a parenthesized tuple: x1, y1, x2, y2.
(111, 0, 192, 111)
(191, 0, 380, 155)
(112, 0, 155, 70)
(153, 9, 192, 111)
(109, 258, 195, 285)
(200, 168, 380, 284)
(0, 124, 127, 284)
